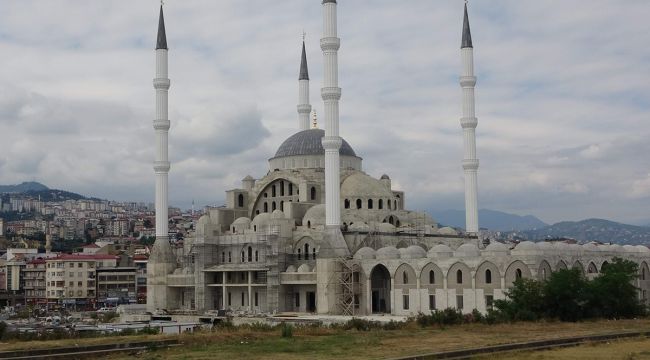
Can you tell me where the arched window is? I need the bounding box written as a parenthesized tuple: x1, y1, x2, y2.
(403, 271, 409, 284)
(456, 269, 463, 284)
(272, 201, 276, 211)
(542, 268, 547, 280)
(288, 183, 293, 195)
(272, 185, 276, 197)
(516, 268, 522, 279)
(263, 202, 268, 212)
(344, 199, 350, 209)
(378, 199, 383, 209)
(237, 194, 244, 207)
(280, 181, 285, 196)
(248, 246, 253, 262)
(310, 187, 316, 200)
(221, 252, 225, 263)
(255, 250, 259, 262)
(388, 199, 391, 209)
(643, 267, 646, 281)
(241, 251, 245, 263)
(485, 269, 492, 284)
(368, 199, 373, 209)
(313, 248, 316, 260)
(307, 221, 311, 229)
(388, 216, 394, 225)
(253, 225, 257, 231)
(356, 199, 362, 209)
(255, 210, 260, 215)
(280, 201, 284, 211)
(297, 249, 302, 260)
(228, 252, 232, 263)
(429, 270, 435, 284)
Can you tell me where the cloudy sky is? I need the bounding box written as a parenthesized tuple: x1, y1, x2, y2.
(0, 1, 648, 225)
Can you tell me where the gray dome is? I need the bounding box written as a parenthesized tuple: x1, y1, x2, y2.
(273, 129, 357, 158)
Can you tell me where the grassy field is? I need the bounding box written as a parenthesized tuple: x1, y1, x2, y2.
(2, 319, 650, 359)
(487, 337, 650, 360)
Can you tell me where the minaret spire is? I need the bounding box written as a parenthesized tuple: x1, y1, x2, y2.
(459, 2, 479, 234)
(461, 3, 473, 49)
(156, 5, 168, 50)
(297, 37, 312, 130)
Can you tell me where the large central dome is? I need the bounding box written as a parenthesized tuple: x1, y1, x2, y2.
(273, 129, 357, 158)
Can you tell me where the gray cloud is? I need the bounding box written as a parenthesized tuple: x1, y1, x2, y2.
(0, 1, 648, 225)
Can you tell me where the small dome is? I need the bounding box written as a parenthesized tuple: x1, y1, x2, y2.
(233, 217, 251, 225)
(484, 242, 509, 253)
(536, 241, 554, 251)
(400, 245, 426, 259)
(303, 204, 325, 227)
(353, 247, 376, 260)
(252, 213, 272, 226)
(438, 227, 458, 236)
(610, 244, 624, 252)
(380, 174, 390, 180)
(582, 243, 598, 252)
(297, 264, 312, 272)
(623, 245, 637, 253)
(271, 209, 285, 219)
(348, 222, 370, 232)
(428, 244, 453, 258)
(597, 244, 610, 252)
(273, 128, 357, 158)
(376, 222, 396, 233)
(285, 265, 297, 273)
(242, 175, 254, 181)
(515, 241, 538, 251)
(455, 243, 480, 257)
(376, 246, 400, 260)
(635, 245, 650, 253)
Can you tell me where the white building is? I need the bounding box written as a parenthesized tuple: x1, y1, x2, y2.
(147, 2, 650, 317)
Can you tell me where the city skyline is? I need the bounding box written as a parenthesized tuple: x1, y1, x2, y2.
(0, 1, 649, 225)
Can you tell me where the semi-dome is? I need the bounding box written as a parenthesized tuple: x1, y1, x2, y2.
(341, 172, 394, 198)
(272, 129, 357, 158)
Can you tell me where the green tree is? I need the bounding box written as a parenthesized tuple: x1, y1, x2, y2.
(544, 268, 588, 321)
(587, 257, 644, 319)
(495, 278, 545, 321)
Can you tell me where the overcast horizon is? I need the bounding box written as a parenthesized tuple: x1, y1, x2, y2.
(0, 1, 649, 226)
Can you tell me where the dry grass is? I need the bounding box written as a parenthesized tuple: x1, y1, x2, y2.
(3, 319, 650, 359)
(486, 337, 650, 360)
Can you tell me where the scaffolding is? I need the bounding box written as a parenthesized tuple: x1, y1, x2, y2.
(333, 256, 360, 316)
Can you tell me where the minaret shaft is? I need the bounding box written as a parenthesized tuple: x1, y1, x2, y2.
(321, 1, 342, 228)
(154, 49, 171, 241)
(460, 6, 479, 235)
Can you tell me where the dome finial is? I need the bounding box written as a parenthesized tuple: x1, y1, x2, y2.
(311, 110, 318, 128)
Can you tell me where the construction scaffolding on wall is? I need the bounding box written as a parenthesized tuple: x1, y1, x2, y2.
(333, 256, 360, 316)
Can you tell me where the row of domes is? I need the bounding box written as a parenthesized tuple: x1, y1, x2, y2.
(353, 242, 650, 260)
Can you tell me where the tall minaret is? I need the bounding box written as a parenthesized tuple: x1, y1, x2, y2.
(298, 38, 311, 131)
(148, 5, 175, 312)
(460, 3, 479, 234)
(319, 0, 348, 258)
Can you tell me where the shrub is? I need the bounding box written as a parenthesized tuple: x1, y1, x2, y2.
(280, 323, 293, 338)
